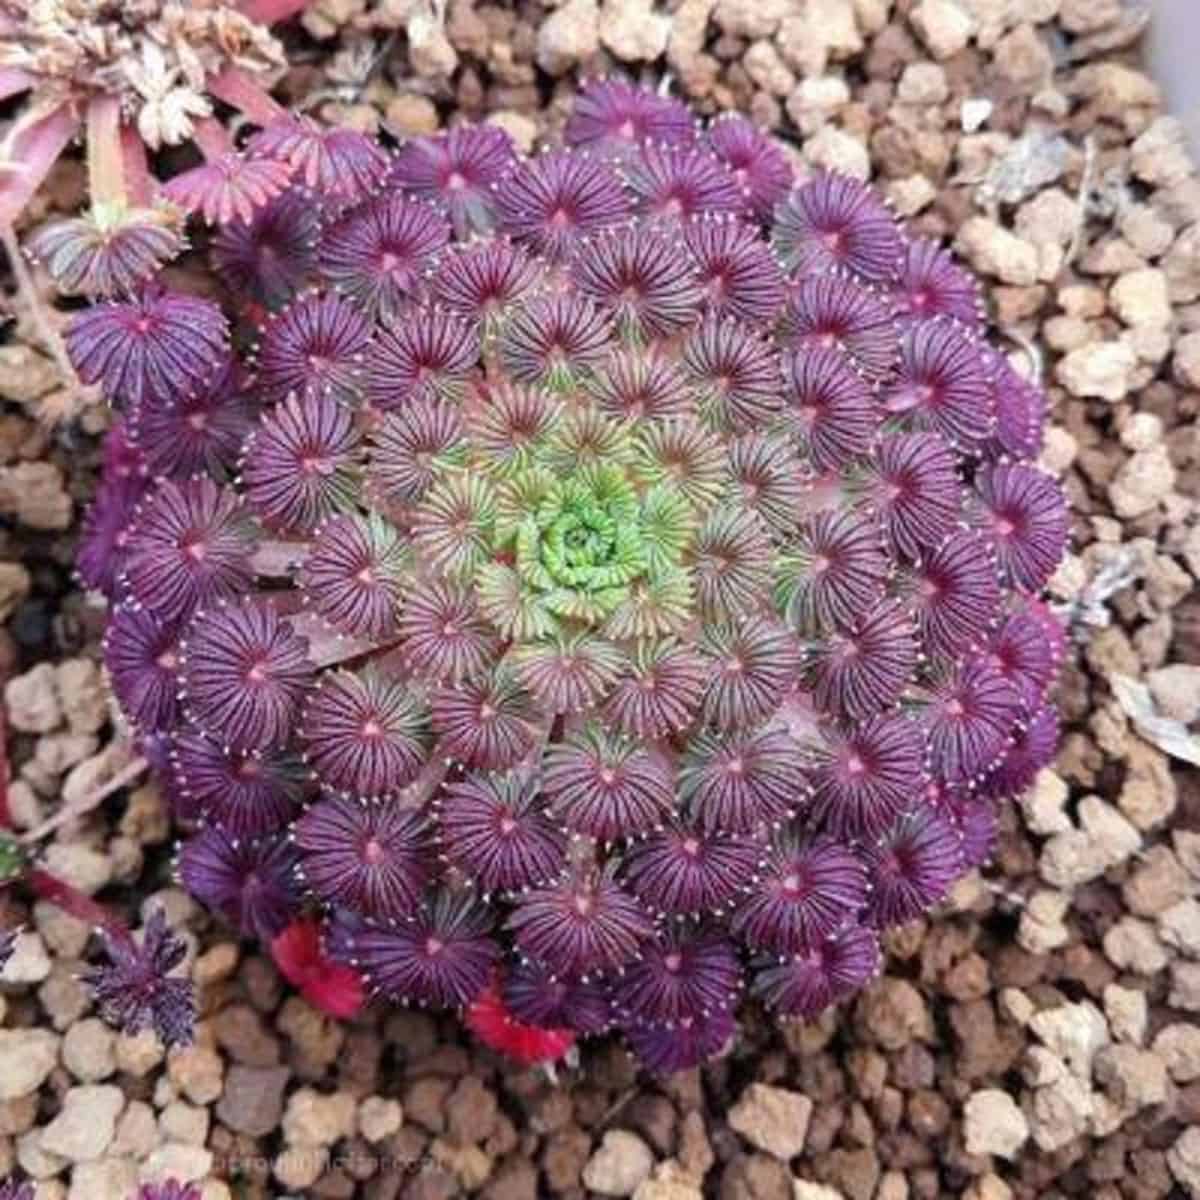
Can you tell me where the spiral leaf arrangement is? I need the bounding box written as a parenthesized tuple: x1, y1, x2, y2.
(70, 78, 1068, 1073)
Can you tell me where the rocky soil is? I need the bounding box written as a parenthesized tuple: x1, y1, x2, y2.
(1, 0, 1199, 1198)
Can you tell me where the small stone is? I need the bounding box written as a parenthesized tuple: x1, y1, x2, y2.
(1118, 741, 1177, 831)
(1017, 889, 1071, 953)
(140, 1142, 214, 1187)
(41, 1085, 124, 1162)
(963, 1089, 1028, 1159)
(992, 23, 1052, 87)
(159, 1100, 209, 1146)
(1153, 1023, 1200, 1082)
(114, 1030, 164, 1077)
(1102, 984, 1147, 1045)
(600, 0, 672, 61)
(168, 1045, 224, 1106)
(957, 218, 1039, 285)
(792, 1184, 844, 1200)
(407, 8, 457, 77)
(897, 62, 949, 104)
(359, 1095, 403, 1143)
(62, 1018, 116, 1083)
(0, 461, 72, 530)
(1160, 898, 1200, 958)
(385, 93, 439, 136)
(1168, 1126, 1200, 1196)
(68, 1157, 138, 1200)
(1, 930, 52, 984)
(0, 562, 30, 623)
(728, 1083, 813, 1160)
(41, 843, 113, 896)
(1147, 664, 1200, 725)
(1174, 330, 1200, 388)
(0, 1029, 59, 1100)
(714, 0, 791, 38)
(804, 126, 870, 180)
(1111, 269, 1172, 329)
(1026, 1066, 1092, 1152)
(112, 1101, 158, 1158)
(4, 663, 62, 734)
(1020, 770, 1071, 835)
(1123, 846, 1194, 917)
(215, 1065, 289, 1138)
(910, 0, 973, 58)
(1029, 1000, 1109, 1077)
(1096, 1043, 1168, 1110)
(1131, 118, 1194, 188)
(1171, 961, 1200, 1010)
(582, 1130, 655, 1197)
(282, 1087, 357, 1147)
(1103, 916, 1168, 975)
(537, 0, 599, 73)
(1110, 444, 1177, 519)
(634, 1163, 705, 1200)
(487, 112, 538, 155)
(1055, 340, 1137, 401)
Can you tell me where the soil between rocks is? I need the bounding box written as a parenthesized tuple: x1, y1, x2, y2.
(1, 2, 1199, 1199)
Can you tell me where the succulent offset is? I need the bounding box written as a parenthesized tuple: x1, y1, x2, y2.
(70, 78, 1068, 1073)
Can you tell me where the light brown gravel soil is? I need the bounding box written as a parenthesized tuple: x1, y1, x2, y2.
(2, 1, 1200, 1198)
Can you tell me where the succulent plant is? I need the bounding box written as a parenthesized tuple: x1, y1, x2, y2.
(73, 80, 1067, 1073)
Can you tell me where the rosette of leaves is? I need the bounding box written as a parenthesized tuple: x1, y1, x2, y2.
(69, 79, 1069, 1074)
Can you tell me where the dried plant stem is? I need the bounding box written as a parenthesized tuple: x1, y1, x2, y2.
(87, 95, 126, 210)
(19, 753, 149, 845)
(0, 221, 83, 411)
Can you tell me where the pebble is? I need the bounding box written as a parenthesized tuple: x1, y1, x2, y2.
(0, 562, 30, 622)
(600, 0, 672, 61)
(963, 1089, 1029, 1158)
(1102, 984, 1148, 1045)
(0, 461, 72, 529)
(1110, 444, 1177, 519)
(282, 1087, 357, 1147)
(728, 1083, 813, 1160)
(1153, 1023, 1200, 1082)
(2, 930, 52, 984)
(168, 1045, 225, 1107)
(1017, 889, 1071, 953)
(139, 1142, 214, 1186)
(40, 1085, 124, 1162)
(359, 1095, 403, 1143)
(1103, 916, 1169, 974)
(1111, 268, 1172, 329)
(67, 1157, 138, 1200)
(1029, 1000, 1109, 1077)
(41, 843, 114, 896)
(805, 126, 871, 180)
(1123, 845, 1194, 917)
(1167, 1126, 1200, 1196)
(1019, 769, 1071, 834)
(792, 1184, 845, 1200)
(214, 1064, 289, 1138)
(0, 1029, 59, 1100)
(4, 662, 62, 733)
(1160, 897, 1200, 958)
(956, 218, 1040, 285)
(1054, 340, 1138, 401)
(1038, 795, 1140, 888)
(62, 1018, 117, 1082)
(1093, 1044, 1169, 1113)
(1147, 664, 1200, 724)
(536, 0, 599, 72)
(582, 1130, 655, 1197)
(910, 0, 974, 58)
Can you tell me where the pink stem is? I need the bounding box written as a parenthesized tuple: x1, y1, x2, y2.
(190, 117, 234, 162)
(119, 125, 156, 207)
(86, 96, 125, 210)
(0, 68, 32, 102)
(0, 103, 80, 228)
(208, 66, 287, 128)
(26, 869, 131, 944)
(238, 0, 314, 23)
